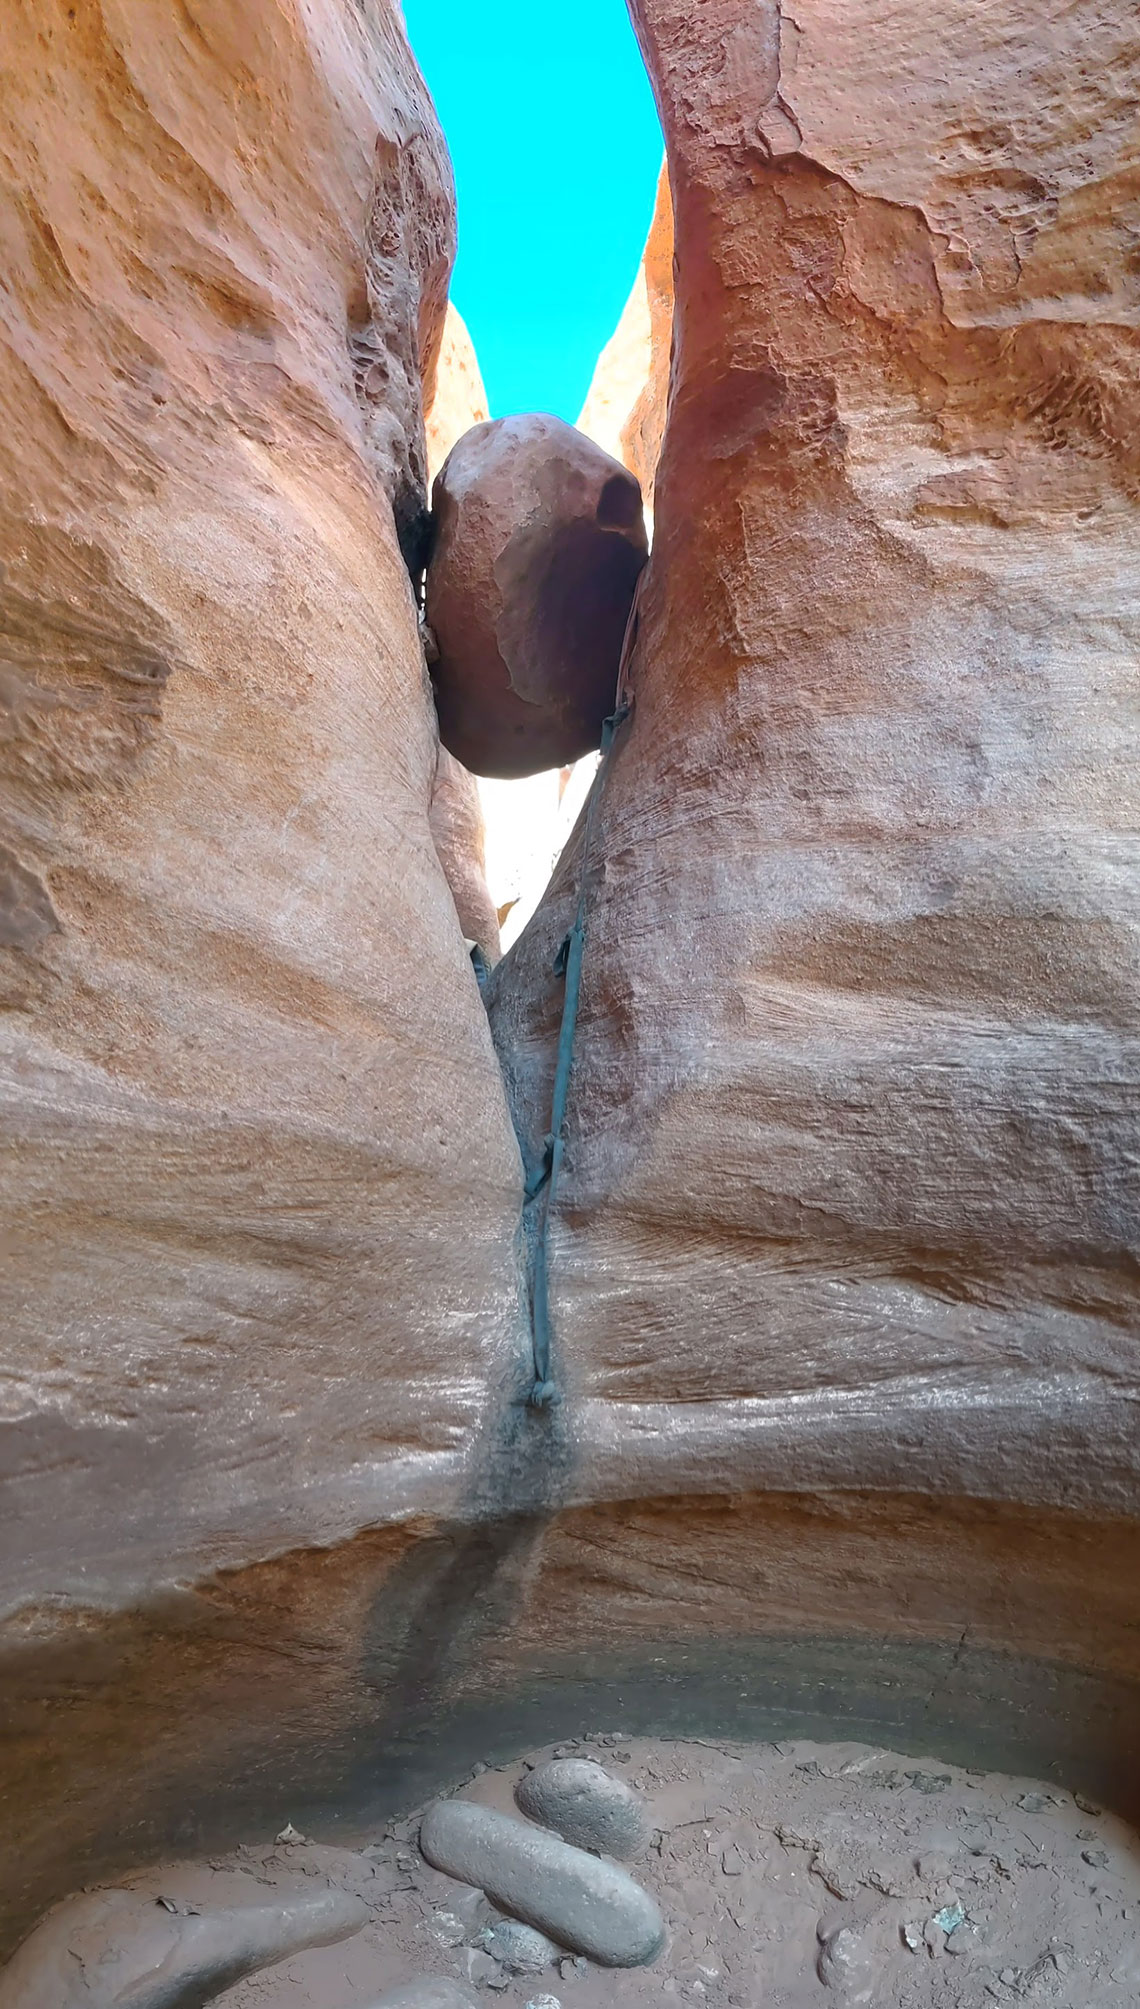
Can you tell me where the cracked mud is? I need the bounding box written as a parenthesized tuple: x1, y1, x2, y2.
(99, 1734, 1140, 2008)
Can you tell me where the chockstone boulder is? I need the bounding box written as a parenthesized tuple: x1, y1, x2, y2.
(425, 415, 648, 778)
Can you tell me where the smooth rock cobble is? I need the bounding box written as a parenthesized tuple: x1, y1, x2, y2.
(516, 1758, 649, 1860)
(419, 1800, 665, 1968)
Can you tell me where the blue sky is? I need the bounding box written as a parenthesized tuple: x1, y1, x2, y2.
(403, 0, 663, 423)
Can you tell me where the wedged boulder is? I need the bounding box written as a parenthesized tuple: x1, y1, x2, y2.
(0, 1887, 366, 2009)
(515, 1759, 649, 1860)
(418, 1800, 664, 1967)
(425, 416, 648, 778)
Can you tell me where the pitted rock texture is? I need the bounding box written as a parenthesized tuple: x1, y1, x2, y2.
(425, 416, 648, 778)
(0, 1886, 365, 2009)
(816, 1919, 876, 2002)
(418, 1800, 665, 1967)
(488, 0, 1140, 1516)
(353, 107, 456, 577)
(0, 0, 523, 1923)
(477, 1921, 560, 1975)
(515, 1760, 649, 1861)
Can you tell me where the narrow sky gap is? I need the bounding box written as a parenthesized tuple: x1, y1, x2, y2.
(402, 0, 663, 422)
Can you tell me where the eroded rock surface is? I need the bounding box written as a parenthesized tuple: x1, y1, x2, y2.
(0, 1886, 365, 2009)
(429, 744, 501, 962)
(426, 303, 491, 484)
(489, 0, 1140, 1516)
(426, 416, 648, 777)
(3, 0, 1140, 1968)
(516, 1760, 649, 1861)
(0, 0, 522, 1591)
(577, 165, 673, 517)
(0, 0, 522, 1941)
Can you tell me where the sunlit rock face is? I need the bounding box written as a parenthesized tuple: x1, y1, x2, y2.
(425, 415, 649, 778)
(3, 0, 1140, 1965)
(489, 0, 1140, 1512)
(578, 164, 674, 520)
(425, 302, 491, 484)
(421, 304, 500, 952)
(0, 0, 524, 1933)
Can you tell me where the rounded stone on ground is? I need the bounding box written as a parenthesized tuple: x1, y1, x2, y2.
(418, 1799, 665, 1968)
(464, 1950, 503, 1989)
(515, 1757, 650, 1860)
(816, 1919, 878, 2000)
(479, 1919, 559, 1973)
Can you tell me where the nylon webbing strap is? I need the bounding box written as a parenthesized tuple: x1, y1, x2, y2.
(524, 697, 631, 1407)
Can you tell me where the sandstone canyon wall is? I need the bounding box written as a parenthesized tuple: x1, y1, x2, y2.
(577, 163, 673, 514)
(423, 306, 499, 959)
(425, 301, 490, 483)
(487, 0, 1140, 1787)
(3, 0, 1140, 1958)
(0, 0, 525, 1938)
(494, 0, 1140, 1515)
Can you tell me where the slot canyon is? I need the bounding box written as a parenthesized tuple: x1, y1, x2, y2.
(0, 0, 1138, 2002)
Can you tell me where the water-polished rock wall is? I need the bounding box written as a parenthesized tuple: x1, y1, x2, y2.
(491, 0, 1140, 1516)
(2, 0, 1138, 1954)
(0, 0, 525, 1938)
(486, 0, 1140, 1846)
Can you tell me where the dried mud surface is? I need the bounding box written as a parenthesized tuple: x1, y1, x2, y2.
(122, 1735, 1140, 2008)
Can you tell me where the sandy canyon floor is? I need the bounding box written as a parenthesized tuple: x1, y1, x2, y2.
(124, 1734, 1140, 2008)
